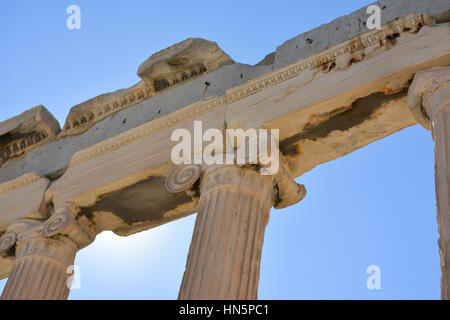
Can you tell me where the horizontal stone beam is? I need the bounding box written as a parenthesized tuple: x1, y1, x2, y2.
(42, 15, 450, 236)
(0, 106, 60, 167)
(0, 63, 271, 184)
(1, 0, 449, 185)
(60, 38, 234, 138)
(274, 0, 450, 69)
(227, 15, 450, 177)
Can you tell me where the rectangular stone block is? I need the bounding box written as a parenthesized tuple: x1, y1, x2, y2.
(0, 172, 50, 232)
(273, 0, 450, 69)
(0, 106, 60, 167)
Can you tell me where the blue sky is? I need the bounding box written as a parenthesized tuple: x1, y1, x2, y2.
(0, 0, 440, 299)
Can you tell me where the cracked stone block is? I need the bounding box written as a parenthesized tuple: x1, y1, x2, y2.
(137, 38, 234, 91)
(0, 106, 60, 167)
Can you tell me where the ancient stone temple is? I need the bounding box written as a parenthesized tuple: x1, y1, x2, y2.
(0, 0, 449, 299)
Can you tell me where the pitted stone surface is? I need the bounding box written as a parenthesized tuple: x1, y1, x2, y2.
(0, 106, 60, 167)
(2, 0, 449, 183)
(273, 0, 450, 69)
(137, 38, 233, 90)
(0, 63, 271, 183)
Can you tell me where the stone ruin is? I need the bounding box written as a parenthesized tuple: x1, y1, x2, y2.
(0, 0, 449, 300)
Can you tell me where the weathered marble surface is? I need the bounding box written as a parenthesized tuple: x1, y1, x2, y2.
(137, 38, 233, 89)
(0, 106, 60, 167)
(60, 39, 234, 138)
(0, 203, 96, 299)
(0, 12, 448, 240)
(0, 173, 51, 280)
(44, 15, 450, 237)
(2, 0, 449, 184)
(0, 0, 449, 299)
(169, 160, 305, 299)
(274, 0, 450, 69)
(407, 67, 450, 299)
(0, 173, 50, 232)
(0, 62, 271, 183)
(178, 165, 275, 299)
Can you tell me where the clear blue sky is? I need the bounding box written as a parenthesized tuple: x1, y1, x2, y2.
(0, 0, 440, 299)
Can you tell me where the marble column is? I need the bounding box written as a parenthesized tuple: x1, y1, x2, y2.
(181, 165, 274, 299)
(0, 203, 95, 300)
(166, 162, 306, 300)
(408, 67, 450, 300)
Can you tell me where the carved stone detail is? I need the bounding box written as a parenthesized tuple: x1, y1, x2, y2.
(0, 220, 42, 257)
(0, 232, 17, 254)
(0, 203, 96, 300)
(165, 164, 202, 193)
(0, 172, 43, 194)
(41, 203, 95, 249)
(60, 38, 233, 138)
(0, 105, 60, 166)
(60, 81, 153, 138)
(0, 220, 41, 281)
(69, 96, 227, 167)
(54, 14, 431, 141)
(272, 157, 307, 209)
(226, 14, 432, 104)
(42, 211, 75, 238)
(137, 38, 233, 91)
(58, 14, 433, 166)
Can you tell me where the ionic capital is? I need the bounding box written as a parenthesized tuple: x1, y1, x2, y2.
(0, 202, 96, 258)
(0, 202, 96, 300)
(407, 66, 450, 132)
(165, 156, 306, 210)
(0, 219, 41, 257)
(40, 202, 96, 250)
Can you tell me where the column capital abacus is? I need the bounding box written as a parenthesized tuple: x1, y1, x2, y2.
(0, 202, 96, 300)
(407, 66, 450, 133)
(0, 219, 41, 257)
(40, 202, 96, 250)
(0, 202, 96, 258)
(165, 154, 306, 210)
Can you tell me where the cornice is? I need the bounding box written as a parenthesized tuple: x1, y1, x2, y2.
(61, 14, 433, 168)
(60, 82, 153, 137)
(226, 14, 431, 103)
(69, 96, 227, 166)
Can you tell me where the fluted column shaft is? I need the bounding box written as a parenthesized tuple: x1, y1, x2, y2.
(429, 83, 450, 299)
(178, 165, 274, 300)
(1, 237, 75, 300)
(0, 203, 95, 300)
(408, 67, 450, 299)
